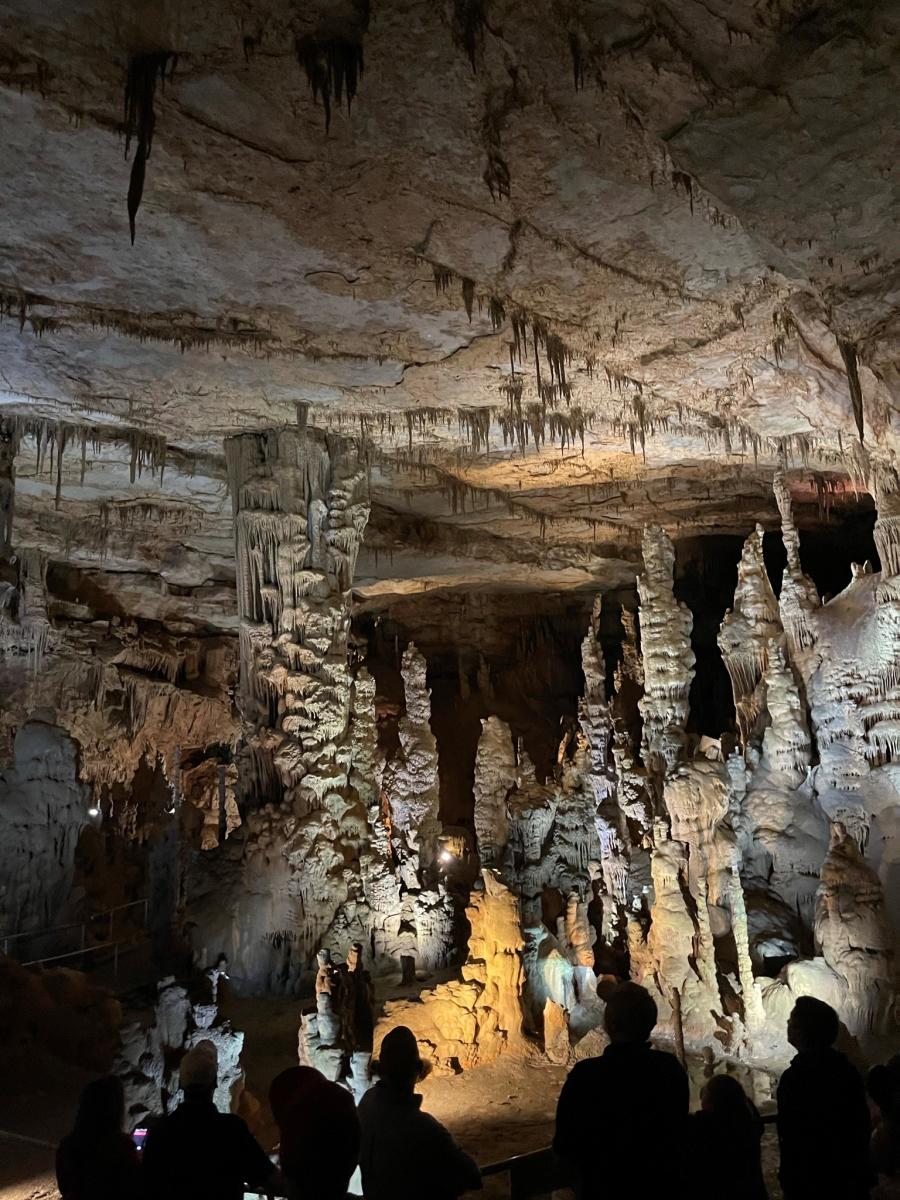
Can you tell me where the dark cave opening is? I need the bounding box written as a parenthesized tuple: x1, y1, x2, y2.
(356, 502, 882, 818)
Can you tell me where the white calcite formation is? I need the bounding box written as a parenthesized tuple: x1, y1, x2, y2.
(636, 526, 696, 790)
(189, 427, 371, 992)
(380, 642, 454, 973)
(718, 527, 782, 747)
(773, 470, 821, 662)
(382, 643, 442, 876)
(376, 871, 527, 1075)
(472, 715, 517, 869)
(116, 977, 245, 1124)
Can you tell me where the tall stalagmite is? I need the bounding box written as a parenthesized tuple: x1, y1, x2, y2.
(718, 526, 782, 747)
(636, 526, 695, 796)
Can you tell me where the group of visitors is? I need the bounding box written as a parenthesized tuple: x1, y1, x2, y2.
(56, 985, 900, 1200)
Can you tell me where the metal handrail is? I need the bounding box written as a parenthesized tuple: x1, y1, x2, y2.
(481, 1113, 779, 1187)
(2, 898, 149, 959)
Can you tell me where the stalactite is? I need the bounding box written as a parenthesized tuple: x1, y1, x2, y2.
(0, 416, 18, 557)
(295, 34, 365, 133)
(568, 31, 584, 90)
(123, 52, 177, 244)
(838, 340, 865, 444)
(452, 0, 486, 71)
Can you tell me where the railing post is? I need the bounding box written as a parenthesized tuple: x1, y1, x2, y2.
(114, 942, 119, 979)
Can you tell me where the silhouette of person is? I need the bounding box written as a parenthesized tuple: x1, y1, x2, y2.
(269, 1065, 360, 1200)
(691, 1074, 768, 1200)
(143, 1039, 281, 1200)
(868, 1056, 900, 1183)
(358, 1025, 482, 1200)
(553, 981, 689, 1199)
(777, 996, 871, 1200)
(56, 1075, 144, 1200)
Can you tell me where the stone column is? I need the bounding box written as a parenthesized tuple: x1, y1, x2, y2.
(196, 427, 371, 989)
(636, 526, 695, 800)
(717, 526, 782, 749)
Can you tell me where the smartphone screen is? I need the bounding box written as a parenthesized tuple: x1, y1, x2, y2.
(132, 1128, 148, 1154)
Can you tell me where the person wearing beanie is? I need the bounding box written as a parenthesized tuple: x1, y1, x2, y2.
(357, 1026, 482, 1200)
(269, 1065, 360, 1199)
(143, 1039, 282, 1200)
(776, 997, 871, 1200)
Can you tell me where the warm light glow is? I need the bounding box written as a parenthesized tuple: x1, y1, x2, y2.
(439, 850, 453, 863)
(87, 806, 100, 817)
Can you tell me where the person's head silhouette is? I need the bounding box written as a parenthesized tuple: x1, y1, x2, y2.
(603, 982, 658, 1045)
(787, 996, 839, 1052)
(179, 1040, 218, 1102)
(377, 1025, 423, 1092)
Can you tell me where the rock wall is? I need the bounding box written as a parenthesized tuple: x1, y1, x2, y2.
(0, 721, 90, 936)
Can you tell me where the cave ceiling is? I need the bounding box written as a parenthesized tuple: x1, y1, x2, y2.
(1, 0, 899, 606)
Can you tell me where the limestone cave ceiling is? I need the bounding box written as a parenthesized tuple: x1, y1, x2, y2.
(1, 0, 899, 601)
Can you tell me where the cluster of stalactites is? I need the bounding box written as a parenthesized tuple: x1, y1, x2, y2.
(0, 547, 53, 675)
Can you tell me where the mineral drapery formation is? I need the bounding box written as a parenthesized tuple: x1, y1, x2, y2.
(189, 427, 370, 992)
(376, 870, 527, 1074)
(0, 721, 90, 936)
(636, 526, 695, 793)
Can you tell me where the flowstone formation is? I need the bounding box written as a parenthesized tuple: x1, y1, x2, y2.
(376, 871, 527, 1075)
(189, 426, 372, 993)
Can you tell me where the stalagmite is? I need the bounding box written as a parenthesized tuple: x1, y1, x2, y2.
(636, 526, 695, 793)
(729, 862, 765, 1034)
(644, 824, 721, 1042)
(382, 643, 441, 872)
(718, 527, 782, 747)
(579, 597, 630, 903)
(473, 715, 517, 868)
(380, 642, 453, 971)
(815, 822, 896, 1033)
(774, 470, 820, 661)
(0, 416, 16, 559)
(761, 639, 811, 785)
